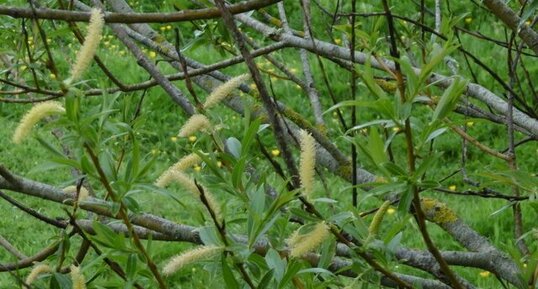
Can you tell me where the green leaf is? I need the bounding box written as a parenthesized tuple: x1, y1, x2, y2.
(318, 237, 336, 269)
(225, 137, 241, 159)
(126, 253, 138, 280)
(231, 156, 247, 190)
(297, 267, 334, 276)
(413, 153, 441, 180)
(278, 260, 302, 289)
(90, 221, 126, 250)
(265, 249, 286, 282)
(241, 118, 261, 156)
(123, 195, 141, 214)
(257, 269, 275, 289)
(125, 136, 140, 183)
(50, 272, 72, 289)
(431, 77, 467, 122)
(35, 135, 65, 157)
(424, 127, 447, 144)
(221, 256, 240, 289)
(398, 55, 418, 98)
(369, 182, 407, 197)
(418, 43, 458, 84)
(367, 127, 388, 165)
(360, 57, 387, 99)
(346, 119, 394, 134)
(381, 162, 407, 177)
(198, 226, 222, 246)
(398, 186, 414, 213)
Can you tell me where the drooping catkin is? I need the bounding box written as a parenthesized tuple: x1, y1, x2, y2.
(25, 263, 52, 285)
(172, 153, 202, 171)
(70, 265, 86, 289)
(154, 153, 202, 187)
(12, 101, 65, 144)
(365, 201, 391, 244)
(203, 74, 250, 109)
(288, 222, 330, 258)
(65, 9, 104, 85)
(299, 129, 316, 198)
(178, 114, 211, 137)
(162, 245, 223, 275)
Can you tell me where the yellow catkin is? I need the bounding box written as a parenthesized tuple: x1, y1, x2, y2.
(165, 171, 199, 194)
(299, 129, 316, 198)
(70, 265, 86, 289)
(63, 185, 89, 202)
(289, 222, 330, 257)
(162, 245, 223, 275)
(12, 101, 65, 144)
(203, 74, 250, 109)
(26, 263, 52, 285)
(178, 114, 211, 137)
(65, 9, 104, 84)
(172, 153, 202, 171)
(154, 154, 202, 187)
(365, 200, 391, 243)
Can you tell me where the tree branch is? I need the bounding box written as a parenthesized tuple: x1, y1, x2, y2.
(0, 0, 281, 23)
(482, 0, 538, 55)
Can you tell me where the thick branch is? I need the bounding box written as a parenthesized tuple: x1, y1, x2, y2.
(0, 0, 281, 23)
(482, 0, 538, 55)
(0, 170, 523, 287)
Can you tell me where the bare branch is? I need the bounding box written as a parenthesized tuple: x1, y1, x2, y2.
(235, 14, 538, 136)
(0, 0, 281, 23)
(482, 0, 538, 55)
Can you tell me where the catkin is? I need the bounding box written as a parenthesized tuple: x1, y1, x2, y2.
(288, 222, 330, 257)
(299, 130, 316, 198)
(162, 245, 223, 275)
(178, 114, 211, 137)
(203, 74, 250, 109)
(12, 101, 65, 144)
(66, 9, 104, 84)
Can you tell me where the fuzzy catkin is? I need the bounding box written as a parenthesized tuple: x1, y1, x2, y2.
(12, 101, 65, 144)
(172, 153, 202, 171)
(162, 245, 223, 275)
(26, 264, 52, 285)
(365, 200, 391, 244)
(70, 265, 86, 289)
(154, 154, 202, 187)
(166, 171, 199, 193)
(299, 130, 316, 198)
(66, 9, 104, 84)
(203, 74, 250, 109)
(288, 222, 330, 257)
(178, 114, 211, 137)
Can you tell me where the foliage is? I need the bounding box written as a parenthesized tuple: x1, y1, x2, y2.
(0, 0, 537, 288)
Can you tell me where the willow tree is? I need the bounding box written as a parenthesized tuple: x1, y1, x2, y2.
(0, 0, 537, 288)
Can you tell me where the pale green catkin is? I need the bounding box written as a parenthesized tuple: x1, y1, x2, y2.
(162, 245, 223, 275)
(178, 114, 211, 137)
(203, 74, 250, 109)
(12, 101, 65, 144)
(299, 129, 316, 198)
(65, 9, 104, 85)
(365, 200, 391, 244)
(288, 222, 330, 257)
